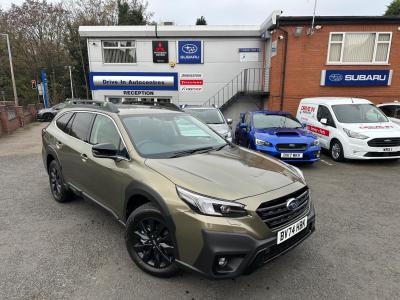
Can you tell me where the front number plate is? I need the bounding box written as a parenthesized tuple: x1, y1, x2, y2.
(281, 153, 304, 158)
(277, 216, 307, 245)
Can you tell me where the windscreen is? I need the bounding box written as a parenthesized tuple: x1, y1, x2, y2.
(185, 108, 225, 124)
(253, 114, 302, 129)
(332, 104, 389, 124)
(121, 113, 227, 158)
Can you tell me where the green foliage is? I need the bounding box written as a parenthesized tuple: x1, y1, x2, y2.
(117, 0, 153, 25)
(385, 0, 400, 16)
(196, 16, 207, 25)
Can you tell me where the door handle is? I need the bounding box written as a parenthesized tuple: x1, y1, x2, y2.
(80, 153, 88, 162)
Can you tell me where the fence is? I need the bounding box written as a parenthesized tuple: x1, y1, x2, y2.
(0, 103, 42, 136)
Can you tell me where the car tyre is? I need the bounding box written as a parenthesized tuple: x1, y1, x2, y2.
(330, 139, 345, 162)
(125, 203, 180, 278)
(48, 160, 73, 202)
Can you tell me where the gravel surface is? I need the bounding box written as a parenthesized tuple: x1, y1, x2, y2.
(0, 122, 399, 299)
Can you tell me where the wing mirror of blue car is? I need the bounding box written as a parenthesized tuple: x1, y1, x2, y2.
(92, 143, 119, 160)
(239, 123, 248, 129)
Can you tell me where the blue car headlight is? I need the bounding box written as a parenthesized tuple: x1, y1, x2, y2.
(255, 138, 272, 147)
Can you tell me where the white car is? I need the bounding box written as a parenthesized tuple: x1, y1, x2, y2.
(296, 97, 400, 161)
(377, 102, 400, 126)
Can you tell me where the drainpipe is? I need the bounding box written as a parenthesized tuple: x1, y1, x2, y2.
(276, 17, 289, 111)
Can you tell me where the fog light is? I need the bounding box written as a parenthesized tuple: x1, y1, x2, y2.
(316, 151, 321, 158)
(217, 257, 228, 267)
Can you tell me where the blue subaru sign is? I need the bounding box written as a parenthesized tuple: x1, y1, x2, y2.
(177, 41, 203, 64)
(322, 70, 392, 87)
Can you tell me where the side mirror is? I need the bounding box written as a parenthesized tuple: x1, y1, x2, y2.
(226, 118, 233, 125)
(320, 118, 328, 125)
(92, 143, 118, 159)
(239, 123, 248, 129)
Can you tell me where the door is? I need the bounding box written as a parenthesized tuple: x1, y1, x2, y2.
(84, 114, 131, 214)
(316, 105, 335, 149)
(237, 113, 251, 146)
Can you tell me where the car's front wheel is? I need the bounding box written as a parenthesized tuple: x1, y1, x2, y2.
(330, 139, 345, 162)
(125, 203, 180, 278)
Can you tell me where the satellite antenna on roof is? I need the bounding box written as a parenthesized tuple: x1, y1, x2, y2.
(307, 0, 318, 35)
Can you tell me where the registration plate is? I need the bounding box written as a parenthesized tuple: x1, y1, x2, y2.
(277, 216, 307, 245)
(281, 153, 303, 159)
(383, 148, 394, 152)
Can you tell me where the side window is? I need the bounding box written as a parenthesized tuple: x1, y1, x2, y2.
(394, 107, 400, 119)
(89, 114, 129, 158)
(379, 106, 395, 117)
(70, 112, 94, 142)
(56, 112, 74, 133)
(317, 105, 335, 127)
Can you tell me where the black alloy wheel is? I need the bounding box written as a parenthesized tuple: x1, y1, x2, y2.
(48, 160, 72, 203)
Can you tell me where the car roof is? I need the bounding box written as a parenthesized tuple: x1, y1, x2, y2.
(300, 97, 372, 105)
(183, 106, 219, 110)
(377, 102, 400, 106)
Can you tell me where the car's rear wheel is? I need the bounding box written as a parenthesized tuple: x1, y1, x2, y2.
(125, 203, 180, 278)
(48, 160, 72, 202)
(330, 140, 345, 162)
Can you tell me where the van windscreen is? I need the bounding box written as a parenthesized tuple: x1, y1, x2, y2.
(332, 104, 388, 124)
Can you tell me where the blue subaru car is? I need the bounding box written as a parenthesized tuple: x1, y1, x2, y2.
(234, 111, 321, 163)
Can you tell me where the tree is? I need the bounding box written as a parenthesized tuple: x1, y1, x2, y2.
(117, 0, 153, 25)
(385, 0, 400, 16)
(196, 16, 207, 25)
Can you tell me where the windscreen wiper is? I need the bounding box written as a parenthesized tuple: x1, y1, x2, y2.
(170, 146, 215, 158)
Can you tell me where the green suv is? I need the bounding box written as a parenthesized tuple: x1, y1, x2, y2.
(42, 102, 315, 279)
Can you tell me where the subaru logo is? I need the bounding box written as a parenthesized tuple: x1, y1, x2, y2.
(286, 198, 299, 211)
(182, 44, 198, 54)
(329, 74, 344, 82)
(289, 144, 296, 147)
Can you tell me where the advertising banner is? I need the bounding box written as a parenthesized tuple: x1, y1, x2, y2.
(89, 72, 178, 91)
(180, 73, 203, 92)
(177, 41, 203, 64)
(41, 70, 49, 108)
(321, 70, 393, 87)
(152, 41, 169, 63)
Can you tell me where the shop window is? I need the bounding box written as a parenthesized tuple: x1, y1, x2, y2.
(328, 32, 391, 64)
(102, 40, 137, 64)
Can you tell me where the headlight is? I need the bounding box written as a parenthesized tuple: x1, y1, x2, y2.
(343, 128, 369, 140)
(255, 138, 272, 146)
(311, 139, 320, 146)
(176, 186, 247, 217)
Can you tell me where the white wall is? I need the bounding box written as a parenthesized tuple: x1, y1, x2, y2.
(88, 37, 266, 105)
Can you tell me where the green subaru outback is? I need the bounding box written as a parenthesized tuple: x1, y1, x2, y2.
(42, 102, 315, 279)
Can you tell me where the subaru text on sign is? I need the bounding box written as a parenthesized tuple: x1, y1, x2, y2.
(321, 70, 393, 87)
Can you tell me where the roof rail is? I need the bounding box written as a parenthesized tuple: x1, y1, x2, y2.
(64, 100, 120, 113)
(119, 100, 182, 111)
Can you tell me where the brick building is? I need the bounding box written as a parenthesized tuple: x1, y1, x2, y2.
(267, 16, 400, 115)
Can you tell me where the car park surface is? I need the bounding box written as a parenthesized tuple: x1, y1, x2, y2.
(1, 123, 399, 299)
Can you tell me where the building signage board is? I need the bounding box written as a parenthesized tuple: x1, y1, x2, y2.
(321, 70, 393, 87)
(239, 48, 261, 53)
(180, 73, 203, 92)
(152, 41, 169, 63)
(89, 72, 178, 91)
(41, 70, 49, 108)
(271, 40, 277, 57)
(177, 41, 203, 64)
(123, 90, 155, 96)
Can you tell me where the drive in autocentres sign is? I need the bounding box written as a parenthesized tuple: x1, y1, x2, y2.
(177, 41, 203, 64)
(89, 72, 178, 90)
(321, 70, 393, 87)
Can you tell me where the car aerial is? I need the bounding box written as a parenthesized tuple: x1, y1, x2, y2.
(234, 110, 321, 163)
(182, 105, 233, 142)
(42, 101, 315, 279)
(377, 102, 400, 126)
(37, 102, 67, 121)
(297, 97, 400, 162)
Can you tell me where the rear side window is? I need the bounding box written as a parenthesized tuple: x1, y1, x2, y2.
(379, 105, 396, 117)
(69, 112, 94, 142)
(56, 112, 74, 133)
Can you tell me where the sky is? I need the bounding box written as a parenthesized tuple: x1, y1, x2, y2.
(0, 0, 393, 25)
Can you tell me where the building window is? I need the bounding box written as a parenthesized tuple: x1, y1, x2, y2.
(102, 40, 136, 64)
(328, 32, 391, 64)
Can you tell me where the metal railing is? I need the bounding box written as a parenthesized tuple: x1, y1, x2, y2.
(204, 68, 265, 107)
(7, 108, 16, 120)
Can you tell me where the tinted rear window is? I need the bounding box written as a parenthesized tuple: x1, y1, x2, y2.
(56, 112, 74, 133)
(69, 112, 94, 142)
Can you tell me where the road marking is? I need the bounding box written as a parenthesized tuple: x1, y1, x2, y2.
(321, 159, 333, 166)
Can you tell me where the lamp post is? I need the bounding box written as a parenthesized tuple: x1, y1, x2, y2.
(1, 33, 18, 106)
(65, 65, 74, 99)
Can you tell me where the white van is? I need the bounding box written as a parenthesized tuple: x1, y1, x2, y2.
(296, 97, 400, 161)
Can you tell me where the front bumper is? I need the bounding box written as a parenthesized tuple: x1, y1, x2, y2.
(176, 206, 315, 279)
(255, 145, 321, 163)
(343, 139, 400, 160)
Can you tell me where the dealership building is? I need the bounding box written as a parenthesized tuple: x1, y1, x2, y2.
(79, 13, 400, 119)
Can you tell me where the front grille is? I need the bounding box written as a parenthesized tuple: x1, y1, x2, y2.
(367, 138, 400, 147)
(276, 144, 307, 151)
(365, 151, 400, 157)
(256, 187, 309, 230)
